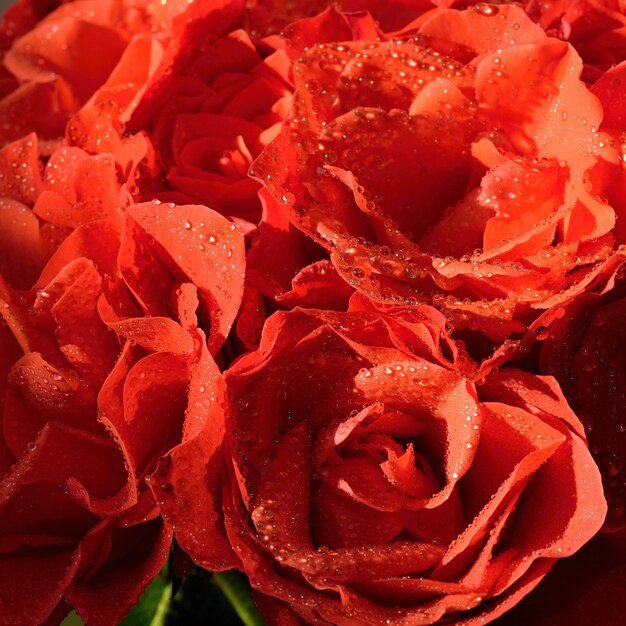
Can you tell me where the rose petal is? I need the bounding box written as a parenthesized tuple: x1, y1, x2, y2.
(0, 133, 42, 205)
(592, 59, 626, 133)
(419, 5, 546, 58)
(251, 421, 313, 555)
(149, 338, 238, 570)
(5, 15, 128, 103)
(0, 545, 80, 625)
(0, 198, 51, 289)
(475, 39, 602, 165)
(0, 78, 76, 146)
(124, 202, 245, 352)
(66, 519, 172, 625)
(276, 260, 352, 310)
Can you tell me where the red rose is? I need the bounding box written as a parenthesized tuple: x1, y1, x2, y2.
(0, 199, 245, 623)
(0, 0, 190, 147)
(0, 131, 132, 289)
(152, 296, 605, 625)
(254, 4, 623, 345)
(0, 118, 154, 291)
(1, 1, 622, 624)
(429, 0, 626, 78)
(126, 0, 293, 222)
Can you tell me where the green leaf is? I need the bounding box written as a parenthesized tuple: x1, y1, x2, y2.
(59, 566, 265, 625)
(60, 611, 83, 626)
(212, 571, 265, 626)
(120, 570, 172, 626)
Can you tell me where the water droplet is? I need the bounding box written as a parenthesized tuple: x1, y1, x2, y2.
(474, 2, 498, 16)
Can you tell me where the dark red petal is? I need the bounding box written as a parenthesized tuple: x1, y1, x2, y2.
(253, 592, 308, 626)
(233, 285, 265, 352)
(67, 519, 172, 626)
(570, 297, 626, 529)
(0, 545, 80, 625)
(592, 59, 626, 133)
(494, 531, 626, 626)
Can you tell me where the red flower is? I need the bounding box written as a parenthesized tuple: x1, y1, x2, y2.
(254, 4, 624, 345)
(1, 1, 623, 624)
(0, 118, 155, 290)
(0, 131, 136, 290)
(152, 296, 605, 625)
(0, 200, 245, 623)
(126, 0, 293, 222)
(0, 0, 190, 147)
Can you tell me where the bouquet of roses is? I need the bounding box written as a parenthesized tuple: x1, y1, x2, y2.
(0, 0, 625, 624)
